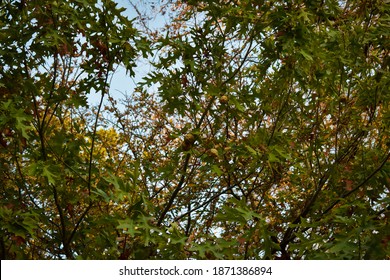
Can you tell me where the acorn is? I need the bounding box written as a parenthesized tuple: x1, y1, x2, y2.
(340, 95, 348, 104)
(3, 128, 13, 137)
(182, 133, 195, 151)
(209, 148, 219, 157)
(219, 95, 229, 104)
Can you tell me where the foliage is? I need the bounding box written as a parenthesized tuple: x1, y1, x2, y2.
(0, 0, 144, 259)
(1, 0, 389, 259)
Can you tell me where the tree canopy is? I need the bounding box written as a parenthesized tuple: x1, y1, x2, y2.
(0, 0, 389, 259)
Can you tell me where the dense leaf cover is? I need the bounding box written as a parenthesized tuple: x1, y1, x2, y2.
(0, 0, 389, 259)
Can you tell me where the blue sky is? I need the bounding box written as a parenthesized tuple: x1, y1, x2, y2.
(88, 0, 166, 106)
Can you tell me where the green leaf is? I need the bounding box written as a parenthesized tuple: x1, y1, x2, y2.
(42, 165, 57, 184)
(245, 145, 258, 156)
(117, 219, 141, 237)
(299, 50, 313, 61)
(273, 146, 291, 160)
(229, 96, 245, 112)
(92, 188, 110, 203)
(27, 161, 58, 184)
(168, 223, 187, 245)
(268, 153, 280, 163)
(211, 165, 223, 176)
(216, 198, 262, 223)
